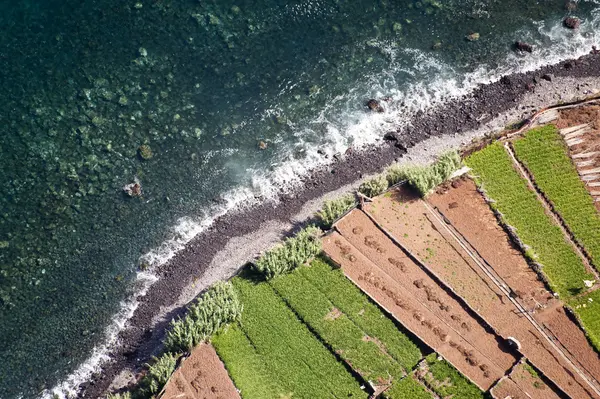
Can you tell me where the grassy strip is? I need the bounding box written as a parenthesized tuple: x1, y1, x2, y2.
(137, 353, 179, 398)
(466, 142, 593, 297)
(387, 150, 462, 196)
(359, 175, 389, 198)
(164, 281, 242, 353)
(253, 226, 322, 279)
(318, 194, 356, 227)
(422, 353, 484, 399)
(212, 323, 283, 399)
(571, 289, 600, 351)
(382, 376, 433, 399)
(270, 268, 405, 386)
(299, 258, 423, 371)
(513, 125, 600, 272)
(232, 276, 367, 398)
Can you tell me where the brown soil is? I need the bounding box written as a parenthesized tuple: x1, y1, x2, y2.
(325, 213, 515, 390)
(491, 361, 561, 399)
(159, 343, 240, 399)
(556, 105, 600, 211)
(430, 177, 600, 387)
(360, 186, 600, 398)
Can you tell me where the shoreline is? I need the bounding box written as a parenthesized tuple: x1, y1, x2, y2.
(79, 51, 600, 398)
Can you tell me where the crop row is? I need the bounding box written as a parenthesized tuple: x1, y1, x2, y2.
(422, 353, 484, 399)
(382, 375, 433, 399)
(270, 264, 405, 387)
(225, 276, 367, 398)
(513, 125, 600, 273)
(571, 289, 600, 352)
(298, 258, 423, 371)
(466, 142, 593, 298)
(212, 323, 282, 399)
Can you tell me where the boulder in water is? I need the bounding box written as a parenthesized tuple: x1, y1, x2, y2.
(563, 16, 581, 29)
(466, 32, 480, 42)
(366, 99, 384, 113)
(123, 179, 142, 197)
(514, 41, 533, 53)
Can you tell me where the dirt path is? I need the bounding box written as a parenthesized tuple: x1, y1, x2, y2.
(159, 344, 240, 399)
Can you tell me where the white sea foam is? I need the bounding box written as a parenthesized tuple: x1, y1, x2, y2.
(44, 11, 600, 399)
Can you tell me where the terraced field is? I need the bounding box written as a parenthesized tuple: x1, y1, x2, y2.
(465, 141, 594, 297)
(513, 125, 600, 273)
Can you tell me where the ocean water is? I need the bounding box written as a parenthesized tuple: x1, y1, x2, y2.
(0, 0, 599, 397)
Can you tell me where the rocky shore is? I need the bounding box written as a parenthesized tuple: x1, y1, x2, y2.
(80, 51, 600, 398)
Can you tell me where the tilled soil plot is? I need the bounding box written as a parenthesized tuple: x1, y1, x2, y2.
(365, 188, 600, 399)
(325, 217, 515, 390)
(159, 344, 240, 399)
(491, 360, 561, 399)
(555, 105, 600, 210)
(429, 177, 600, 387)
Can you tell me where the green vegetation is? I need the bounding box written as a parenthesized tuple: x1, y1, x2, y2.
(138, 353, 179, 398)
(231, 276, 367, 398)
(318, 194, 356, 227)
(513, 125, 600, 272)
(163, 281, 242, 353)
(299, 258, 423, 371)
(571, 289, 600, 351)
(423, 354, 484, 399)
(382, 376, 433, 399)
(270, 268, 405, 386)
(212, 323, 283, 399)
(359, 175, 389, 198)
(106, 393, 131, 399)
(466, 142, 593, 297)
(387, 150, 462, 196)
(253, 226, 322, 279)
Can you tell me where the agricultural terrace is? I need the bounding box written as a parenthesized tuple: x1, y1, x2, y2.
(419, 354, 484, 399)
(572, 289, 600, 353)
(382, 375, 433, 399)
(513, 125, 600, 273)
(212, 260, 425, 399)
(465, 141, 594, 298)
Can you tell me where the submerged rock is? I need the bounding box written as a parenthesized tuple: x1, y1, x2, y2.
(366, 99, 384, 113)
(466, 32, 480, 42)
(258, 140, 268, 150)
(564, 16, 581, 29)
(137, 144, 153, 160)
(565, 0, 577, 11)
(515, 41, 533, 53)
(123, 179, 142, 197)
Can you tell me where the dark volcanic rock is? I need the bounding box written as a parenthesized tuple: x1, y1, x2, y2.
(383, 131, 399, 141)
(366, 99, 384, 113)
(542, 73, 553, 82)
(564, 16, 581, 29)
(515, 41, 533, 53)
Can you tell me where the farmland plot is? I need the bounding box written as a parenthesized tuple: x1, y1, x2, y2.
(298, 258, 423, 372)
(382, 375, 433, 399)
(418, 353, 485, 399)
(323, 227, 514, 389)
(513, 125, 600, 273)
(159, 343, 240, 399)
(269, 268, 405, 392)
(229, 277, 368, 399)
(490, 360, 562, 399)
(572, 289, 600, 353)
(465, 142, 593, 298)
(355, 194, 599, 398)
(429, 177, 600, 385)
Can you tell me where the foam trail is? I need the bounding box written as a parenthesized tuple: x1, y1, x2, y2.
(44, 10, 600, 399)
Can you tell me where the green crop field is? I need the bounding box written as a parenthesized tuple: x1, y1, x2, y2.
(298, 258, 423, 371)
(270, 267, 405, 386)
(513, 125, 600, 273)
(212, 323, 283, 399)
(423, 354, 484, 399)
(466, 142, 593, 297)
(571, 289, 600, 352)
(228, 276, 367, 399)
(382, 376, 433, 399)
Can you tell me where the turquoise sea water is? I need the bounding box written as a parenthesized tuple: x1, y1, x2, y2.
(0, 1, 599, 397)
